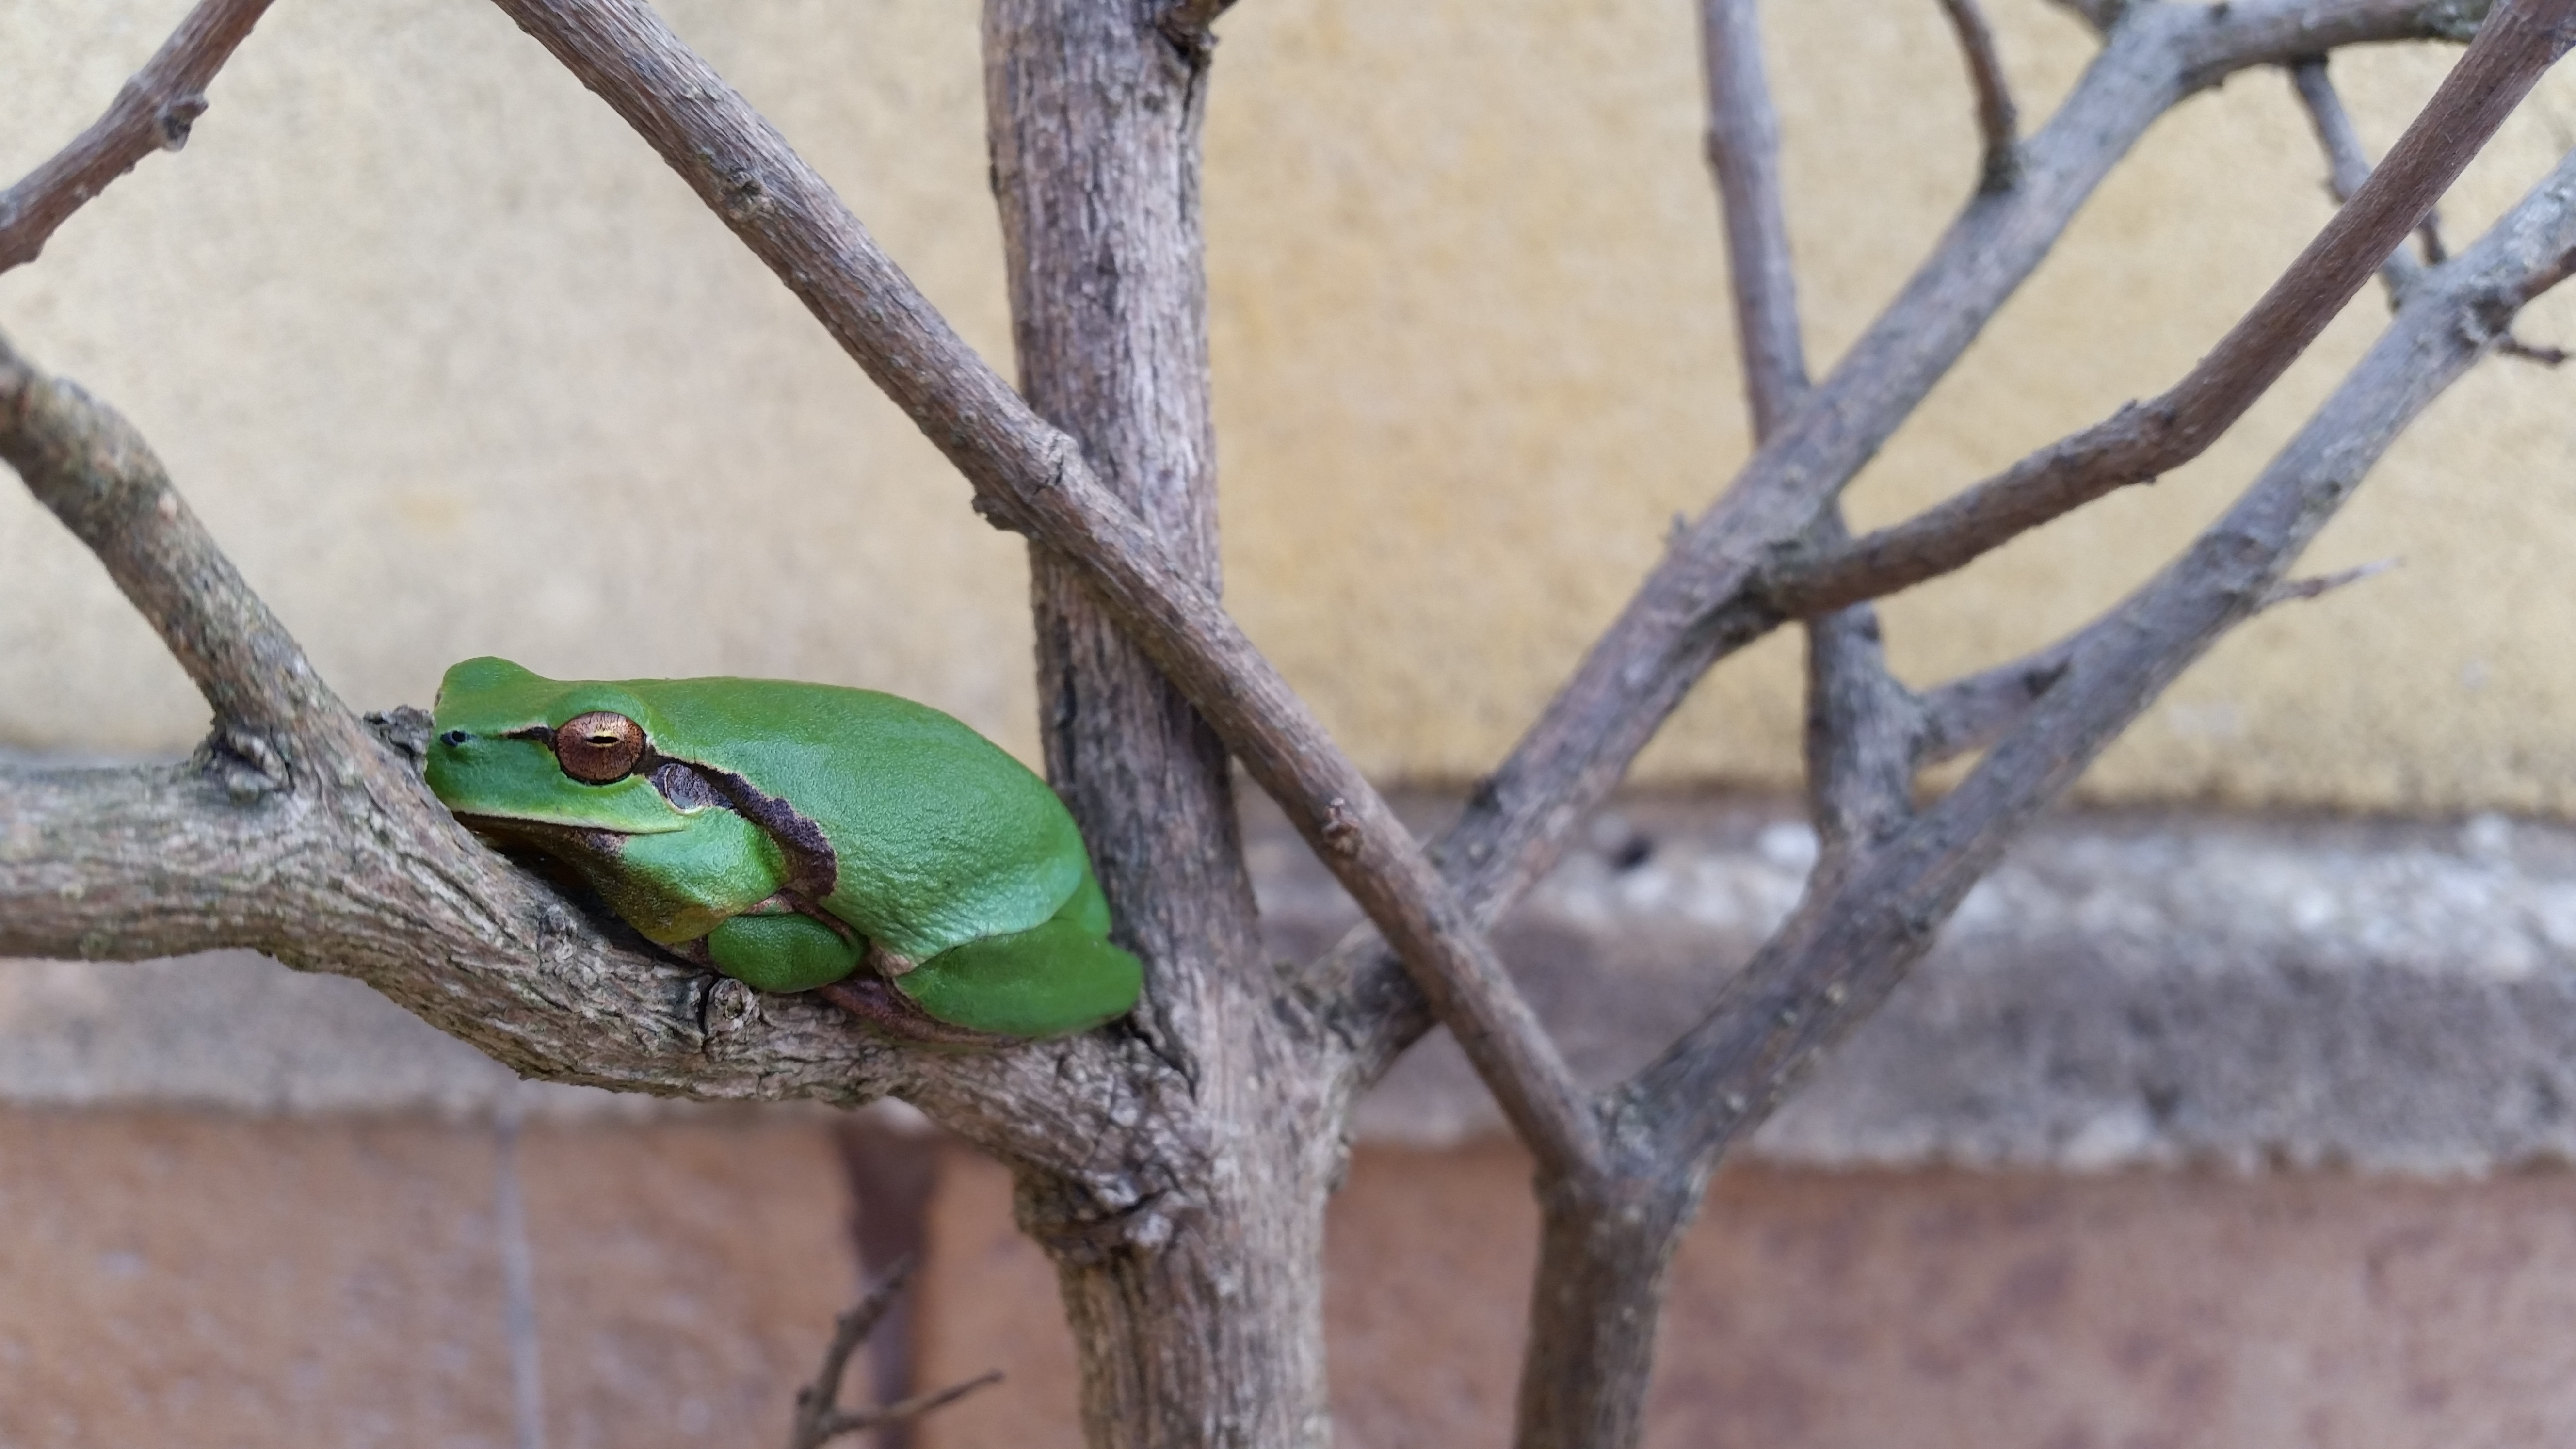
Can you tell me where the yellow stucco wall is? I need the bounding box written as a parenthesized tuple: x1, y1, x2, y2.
(5, 0, 2574, 812)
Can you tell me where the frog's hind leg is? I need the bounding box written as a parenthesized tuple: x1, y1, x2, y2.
(705, 909, 865, 994)
(893, 919, 1144, 1039)
(813, 976, 1024, 1049)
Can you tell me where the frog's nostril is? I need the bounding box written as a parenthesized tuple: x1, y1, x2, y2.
(439, 730, 470, 748)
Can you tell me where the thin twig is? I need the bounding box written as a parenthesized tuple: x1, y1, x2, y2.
(2258, 554, 2400, 606)
(0, 0, 277, 274)
(1937, 0, 2023, 190)
(483, 0, 1607, 1181)
(1917, 556, 2399, 763)
(810, 1374, 1005, 1444)
(1701, 0, 1809, 436)
(788, 1257, 1000, 1449)
(2290, 56, 2427, 299)
(789, 1256, 916, 1449)
(1634, 143, 2576, 1170)
(1769, 0, 2576, 619)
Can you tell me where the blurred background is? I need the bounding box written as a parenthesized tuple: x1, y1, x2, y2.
(8, 0, 2576, 1443)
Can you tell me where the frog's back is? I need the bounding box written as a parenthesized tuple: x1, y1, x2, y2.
(628, 677, 1090, 960)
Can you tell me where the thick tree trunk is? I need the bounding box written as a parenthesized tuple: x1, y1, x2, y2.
(984, 4, 1339, 1447)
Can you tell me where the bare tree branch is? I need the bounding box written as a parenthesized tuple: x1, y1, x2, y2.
(789, 1256, 917, 1449)
(2292, 56, 2430, 299)
(810, 1375, 1005, 1445)
(1916, 636, 2079, 767)
(1799, 521, 1927, 864)
(1700, 0, 1808, 438)
(1702, 0, 1924, 866)
(1505, 4, 1894, 1444)
(1634, 141, 2576, 1171)
(0, 0, 276, 274)
(1771, 0, 2576, 620)
(1938, 0, 2023, 191)
(1333, 0, 2500, 1073)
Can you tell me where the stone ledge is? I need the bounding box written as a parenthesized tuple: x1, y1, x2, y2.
(10, 790, 2576, 1172)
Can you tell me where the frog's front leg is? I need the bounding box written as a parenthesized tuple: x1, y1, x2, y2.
(704, 908, 864, 993)
(700, 912, 1019, 1046)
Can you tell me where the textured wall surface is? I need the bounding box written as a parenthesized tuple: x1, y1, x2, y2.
(15, 1111, 2573, 1449)
(6, 0, 2576, 809)
(0, 1109, 861, 1449)
(918, 1144, 2576, 1449)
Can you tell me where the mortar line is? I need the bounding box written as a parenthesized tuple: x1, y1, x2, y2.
(494, 1093, 547, 1449)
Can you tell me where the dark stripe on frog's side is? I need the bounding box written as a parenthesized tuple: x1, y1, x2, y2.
(674, 759, 840, 903)
(648, 759, 837, 907)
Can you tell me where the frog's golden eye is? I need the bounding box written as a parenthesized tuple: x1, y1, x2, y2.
(554, 711, 646, 784)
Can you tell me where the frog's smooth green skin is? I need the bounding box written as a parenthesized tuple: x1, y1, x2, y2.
(423, 656, 1142, 1041)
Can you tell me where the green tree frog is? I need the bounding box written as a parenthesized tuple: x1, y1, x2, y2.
(423, 656, 1141, 1042)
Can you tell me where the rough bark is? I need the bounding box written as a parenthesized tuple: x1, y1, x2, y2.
(1513, 1172, 1701, 1449)
(982, 5, 1333, 1447)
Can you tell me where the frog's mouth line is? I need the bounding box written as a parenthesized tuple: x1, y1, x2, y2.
(447, 811, 636, 858)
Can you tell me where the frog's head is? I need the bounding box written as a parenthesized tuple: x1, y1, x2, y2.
(425, 657, 686, 835)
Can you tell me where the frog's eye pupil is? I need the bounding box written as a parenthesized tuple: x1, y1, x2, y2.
(439, 730, 469, 748)
(553, 711, 645, 784)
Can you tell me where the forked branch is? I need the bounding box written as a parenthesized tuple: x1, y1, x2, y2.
(1636, 141, 2576, 1170)
(0, 0, 277, 274)
(787, 1257, 1001, 1449)
(1769, 0, 2576, 618)
(1333, 0, 2512, 1076)
(1702, 0, 1922, 865)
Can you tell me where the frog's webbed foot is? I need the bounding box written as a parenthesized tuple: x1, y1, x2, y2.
(814, 976, 1026, 1050)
